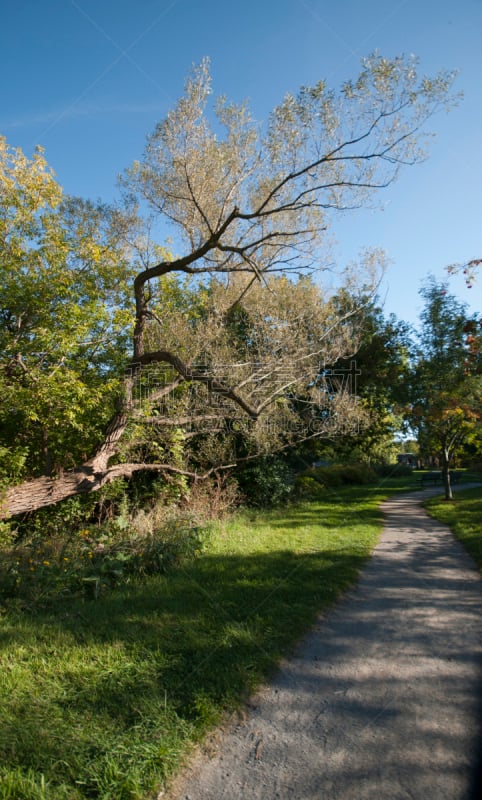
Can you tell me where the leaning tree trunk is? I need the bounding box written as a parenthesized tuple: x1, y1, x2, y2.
(0, 405, 213, 520)
(0, 458, 187, 519)
(0, 411, 130, 519)
(0, 347, 256, 520)
(2, 467, 111, 518)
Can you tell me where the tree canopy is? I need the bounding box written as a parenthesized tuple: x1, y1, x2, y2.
(0, 54, 457, 518)
(408, 278, 482, 498)
(0, 139, 134, 482)
(315, 299, 412, 465)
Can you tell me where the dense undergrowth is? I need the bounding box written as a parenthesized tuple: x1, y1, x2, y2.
(0, 463, 413, 611)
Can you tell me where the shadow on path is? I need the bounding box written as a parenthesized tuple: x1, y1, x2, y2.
(170, 488, 482, 800)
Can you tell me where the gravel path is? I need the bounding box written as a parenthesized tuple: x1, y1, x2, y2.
(168, 488, 482, 800)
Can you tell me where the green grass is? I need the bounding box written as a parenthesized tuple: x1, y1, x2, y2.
(0, 479, 414, 800)
(425, 486, 482, 569)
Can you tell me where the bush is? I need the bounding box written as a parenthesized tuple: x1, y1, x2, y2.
(182, 473, 242, 520)
(293, 475, 326, 499)
(0, 512, 208, 608)
(317, 463, 377, 486)
(467, 462, 482, 476)
(236, 457, 294, 507)
(294, 463, 378, 496)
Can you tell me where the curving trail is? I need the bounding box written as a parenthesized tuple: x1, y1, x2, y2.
(168, 489, 482, 800)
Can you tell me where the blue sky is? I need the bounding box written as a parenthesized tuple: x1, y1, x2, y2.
(1, 0, 481, 325)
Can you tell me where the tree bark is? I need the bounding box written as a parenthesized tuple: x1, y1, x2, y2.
(0, 455, 205, 519)
(0, 409, 130, 518)
(441, 447, 453, 501)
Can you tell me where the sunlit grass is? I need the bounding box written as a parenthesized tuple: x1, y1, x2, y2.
(0, 480, 413, 800)
(425, 486, 482, 569)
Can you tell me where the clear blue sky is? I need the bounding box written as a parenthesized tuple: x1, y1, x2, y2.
(1, 0, 480, 325)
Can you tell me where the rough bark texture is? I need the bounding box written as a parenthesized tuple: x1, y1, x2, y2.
(1, 410, 128, 518)
(1, 457, 198, 519)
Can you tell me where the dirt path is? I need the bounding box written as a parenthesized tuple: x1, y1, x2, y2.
(167, 489, 482, 800)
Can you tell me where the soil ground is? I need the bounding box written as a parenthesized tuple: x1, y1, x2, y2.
(166, 488, 482, 800)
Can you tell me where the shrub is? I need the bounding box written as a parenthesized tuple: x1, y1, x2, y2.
(295, 463, 378, 495)
(182, 473, 242, 521)
(467, 462, 482, 476)
(293, 475, 326, 499)
(0, 512, 208, 608)
(236, 457, 294, 507)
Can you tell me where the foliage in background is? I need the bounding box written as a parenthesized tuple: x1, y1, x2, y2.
(407, 278, 482, 498)
(372, 462, 414, 478)
(316, 298, 413, 465)
(295, 462, 378, 499)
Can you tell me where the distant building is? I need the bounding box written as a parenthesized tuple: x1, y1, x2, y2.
(397, 452, 418, 468)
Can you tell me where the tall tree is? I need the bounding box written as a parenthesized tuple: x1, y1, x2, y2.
(408, 278, 482, 499)
(0, 54, 457, 518)
(0, 139, 133, 481)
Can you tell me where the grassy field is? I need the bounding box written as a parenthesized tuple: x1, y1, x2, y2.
(425, 485, 482, 570)
(0, 476, 421, 800)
